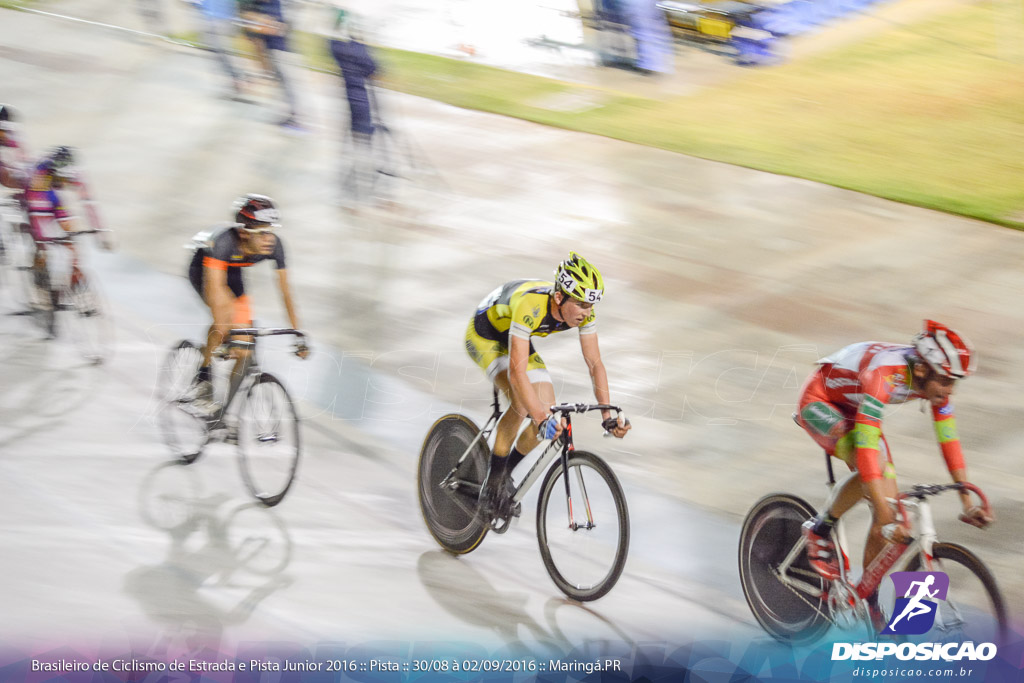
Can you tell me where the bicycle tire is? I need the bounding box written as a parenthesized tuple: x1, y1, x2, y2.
(157, 340, 209, 464)
(417, 413, 489, 554)
(31, 261, 57, 337)
(536, 450, 629, 602)
(901, 542, 1008, 644)
(738, 493, 830, 644)
(0, 222, 33, 310)
(59, 274, 110, 364)
(236, 372, 300, 507)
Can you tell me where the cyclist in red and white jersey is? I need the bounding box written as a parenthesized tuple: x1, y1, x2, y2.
(0, 105, 29, 190)
(796, 320, 992, 583)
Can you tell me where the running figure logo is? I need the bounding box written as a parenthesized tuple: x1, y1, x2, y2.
(882, 571, 949, 635)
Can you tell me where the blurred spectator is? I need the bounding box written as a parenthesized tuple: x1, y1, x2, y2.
(239, 0, 302, 129)
(329, 10, 379, 206)
(197, 0, 244, 98)
(136, 0, 166, 35)
(591, 0, 638, 70)
(622, 0, 674, 74)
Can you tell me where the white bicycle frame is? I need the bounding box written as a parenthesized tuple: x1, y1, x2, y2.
(772, 487, 939, 624)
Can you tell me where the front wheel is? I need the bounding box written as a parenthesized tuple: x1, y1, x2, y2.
(59, 274, 111, 363)
(236, 372, 301, 507)
(536, 450, 629, 601)
(893, 542, 1008, 645)
(417, 414, 489, 554)
(738, 493, 830, 645)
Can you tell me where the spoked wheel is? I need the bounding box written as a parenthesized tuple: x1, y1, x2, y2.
(0, 225, 36, 311)
(29, 261, 57, 337)
(536, 451, 629, 602)
(882, 542, 1009, 645)
(738, 493, 831, 644)
(236, 372, 300, 507)
(417, 414, 489, 554)
(157, 340, 209, 464)
(59, 274, 111, 363)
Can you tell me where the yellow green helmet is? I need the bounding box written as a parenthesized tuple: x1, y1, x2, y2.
(555, 252, 604, 303)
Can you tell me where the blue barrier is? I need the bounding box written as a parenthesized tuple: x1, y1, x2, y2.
(755, 0, 891, 39)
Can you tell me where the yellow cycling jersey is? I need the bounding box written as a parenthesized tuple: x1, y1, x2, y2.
(473, 279, 596, 343)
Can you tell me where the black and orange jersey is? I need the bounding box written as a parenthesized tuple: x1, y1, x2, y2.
(473, 279, 596, 343)
(187, 225, 285, 298)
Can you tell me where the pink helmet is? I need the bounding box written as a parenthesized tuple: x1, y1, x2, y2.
(913, 320, 976, 379)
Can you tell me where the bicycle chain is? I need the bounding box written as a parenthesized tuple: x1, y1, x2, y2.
(775, 565, 835, 625)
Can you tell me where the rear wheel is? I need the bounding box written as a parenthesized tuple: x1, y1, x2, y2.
(738, 493, 830, 644)
(0, 224, 35, 310)
(417, 414, 489, 554)
(157, 340, 208, 464)
(59, 273, 110, 363)
(536, 450, 629, 601)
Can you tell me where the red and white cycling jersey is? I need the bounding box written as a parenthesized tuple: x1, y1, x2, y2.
(0, 134, 28, 190)
(804, 342, 964, 481)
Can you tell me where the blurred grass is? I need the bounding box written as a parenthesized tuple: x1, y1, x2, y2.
(295, 3, 1024, 228)
(4, 0, 1019, 226)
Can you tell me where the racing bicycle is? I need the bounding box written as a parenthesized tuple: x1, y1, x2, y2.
(0, 209, 112, 363)
(418, 388, 630, 601)
(158, 327, 305, 507)
(738, 451, 1007, 645)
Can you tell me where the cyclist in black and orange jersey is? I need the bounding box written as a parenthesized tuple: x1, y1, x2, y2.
(466, 252, 631, 518)
(186, 193, 308, 413)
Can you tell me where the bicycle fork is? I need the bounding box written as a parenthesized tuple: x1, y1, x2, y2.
(559, 417, 595, 531)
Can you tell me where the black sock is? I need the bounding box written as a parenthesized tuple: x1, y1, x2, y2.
(507, 447, 526, 472)
(197, 365, 212, 383)
(488, 452, 509, 480)
(811, 511, 837, 537)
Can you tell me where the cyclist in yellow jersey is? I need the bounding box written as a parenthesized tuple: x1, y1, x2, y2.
(466, 252, 631, 516)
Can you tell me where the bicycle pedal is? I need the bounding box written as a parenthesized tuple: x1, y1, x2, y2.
(490, 516, 513, 534)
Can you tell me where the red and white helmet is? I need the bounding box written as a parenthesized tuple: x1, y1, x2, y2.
(913, 320, 976, 379)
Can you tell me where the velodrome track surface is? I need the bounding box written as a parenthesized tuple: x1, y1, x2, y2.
(1, 3, 1022, 655)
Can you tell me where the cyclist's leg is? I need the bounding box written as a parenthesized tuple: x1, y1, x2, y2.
(795, 372, 862, 577)
(225, 294, 255, 401)
(863, 436, 897, 570)
(490, 343, 551, 457)
(465, 321, 534, 509)
(510, 348, 553, 456)
(795, 371, 862, 517)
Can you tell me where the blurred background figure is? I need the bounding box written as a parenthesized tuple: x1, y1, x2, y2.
(588, 0, 638, 70)
(622, 0, 674, 74)
(329, 9, 380, 208)
(238, 0, 303, 129)
(0, 104, 29, 191)
(136, 0, 167, 36)
(196, 0, 244, 99)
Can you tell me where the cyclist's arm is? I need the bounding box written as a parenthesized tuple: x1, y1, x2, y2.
(580, 332, 630, 438)
(931, 400, 985, 518)
(508, 334, 548, 425)
(275, 268, 301, 331)
(579, 332, 611, 418)
(0, 166, 22, 189)
(70, 173, 104, 232)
